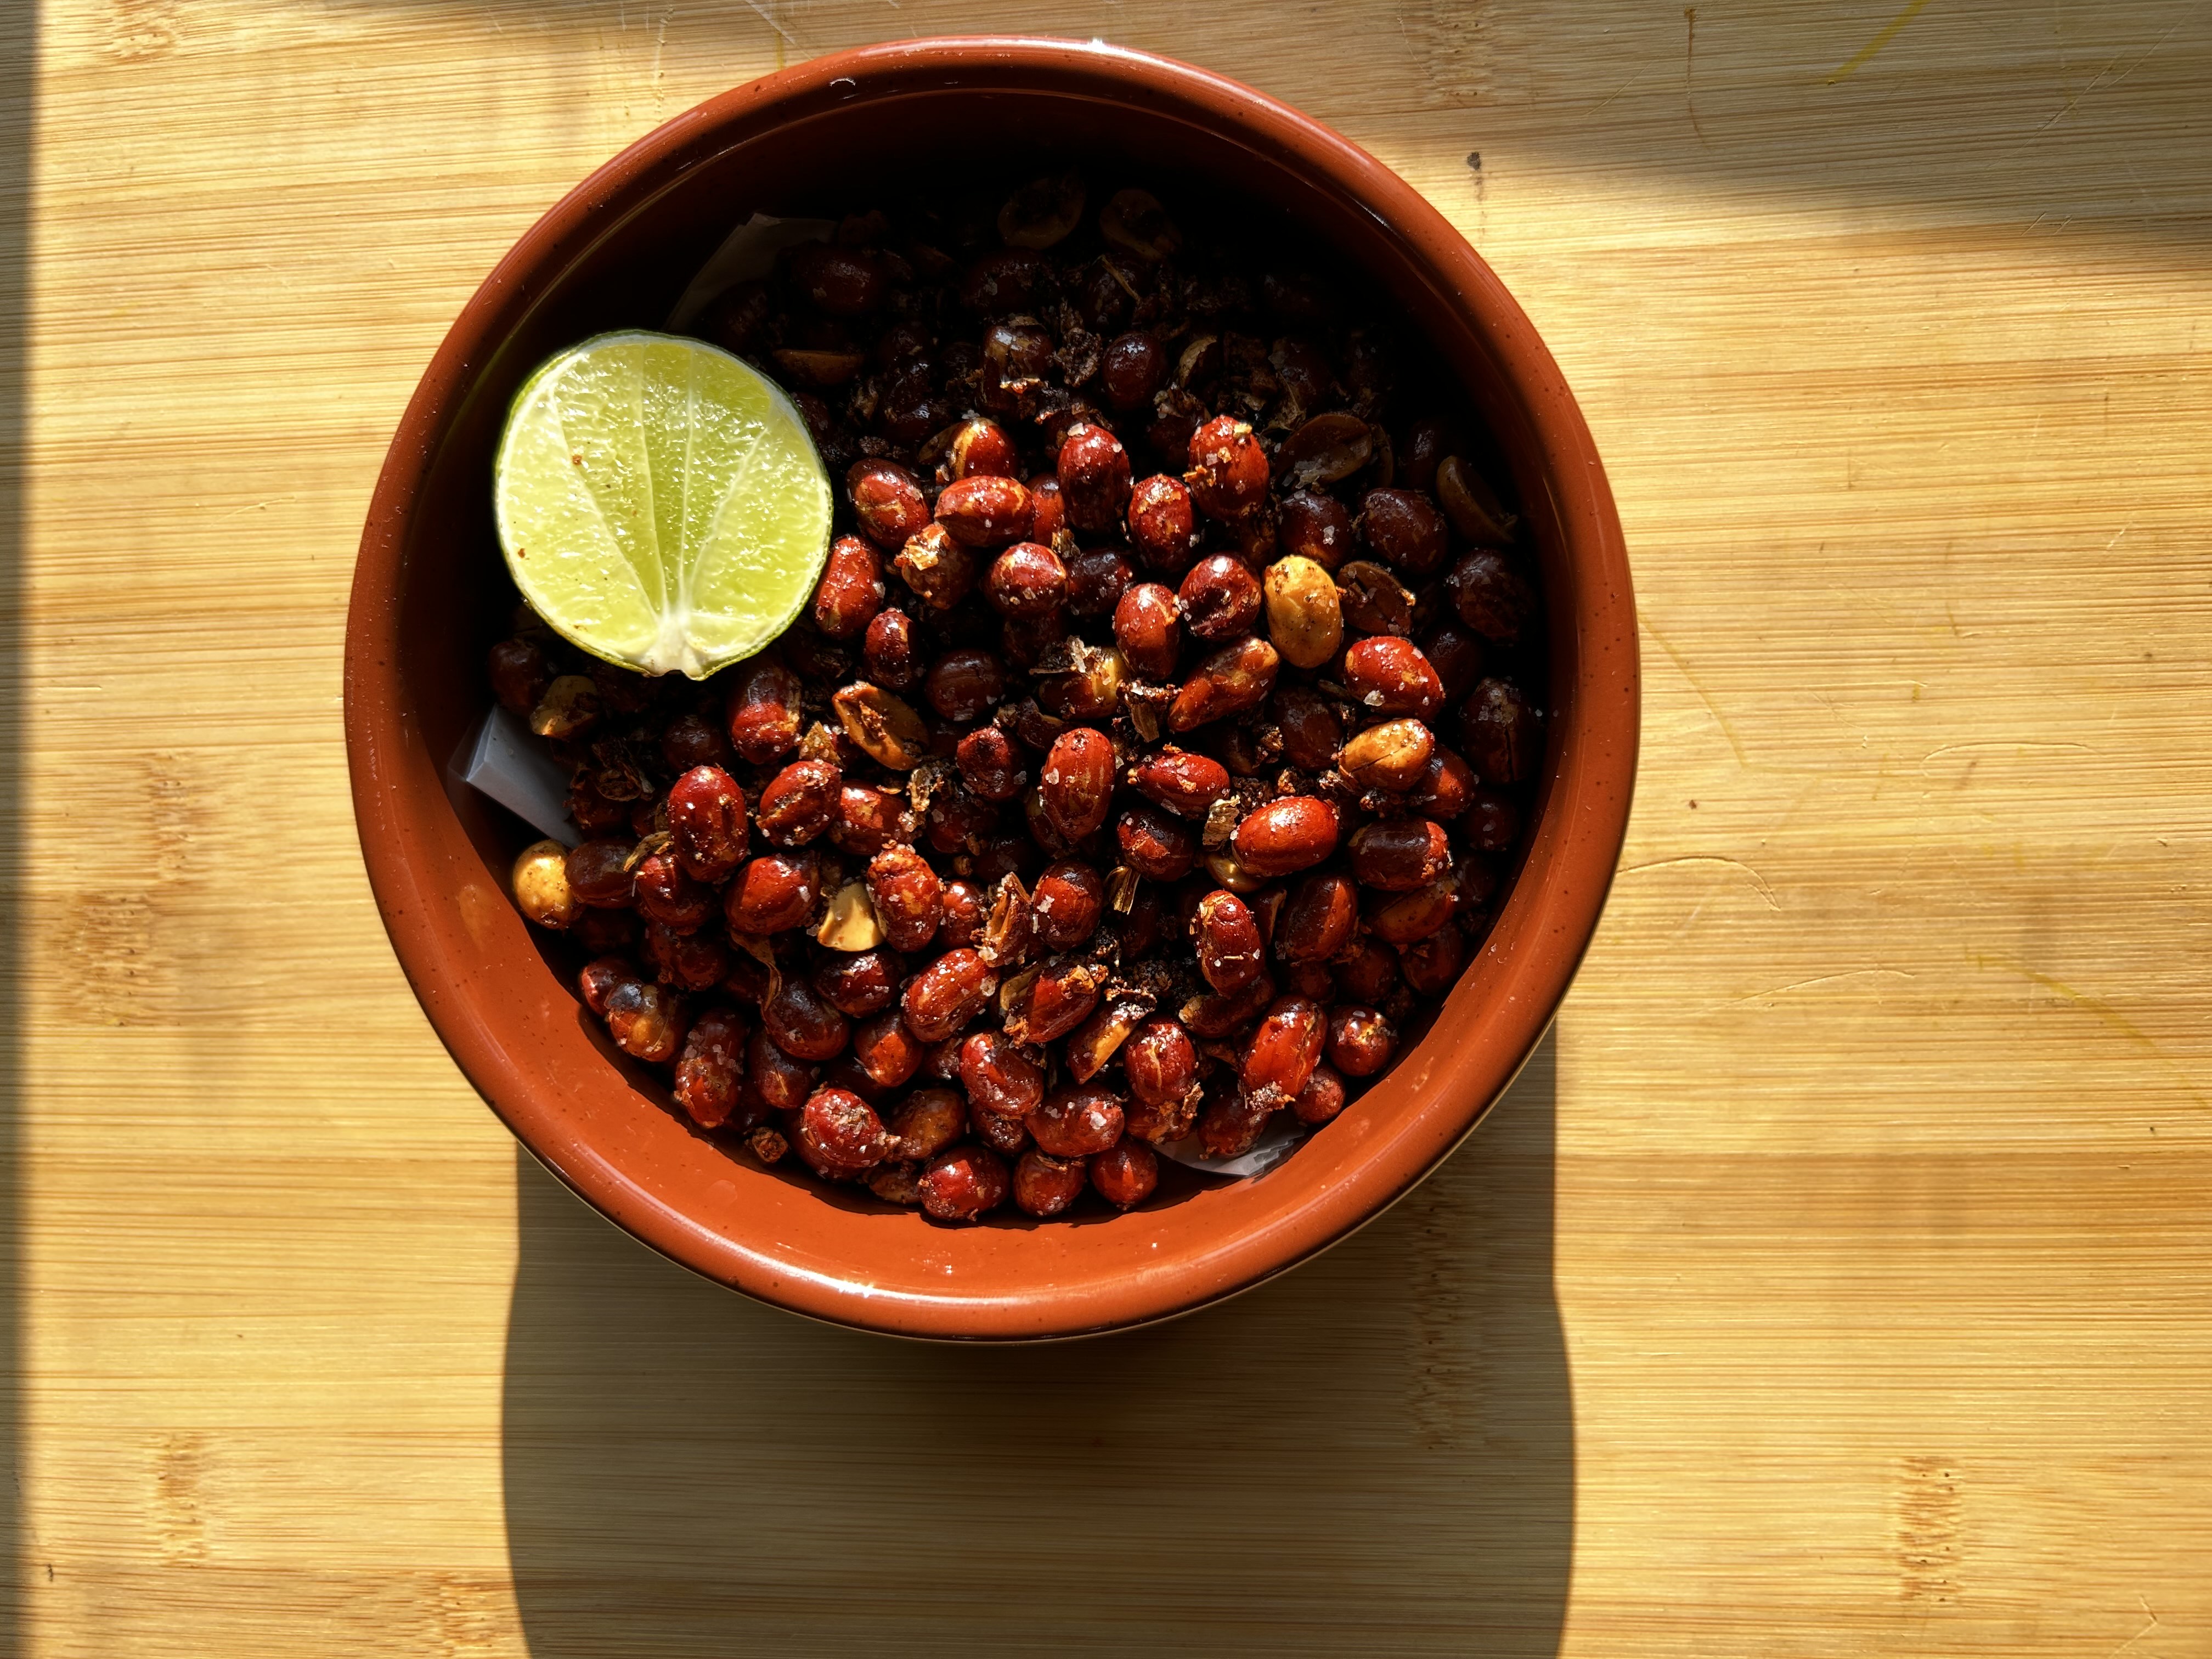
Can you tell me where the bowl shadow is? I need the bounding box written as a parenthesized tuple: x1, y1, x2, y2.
(500, 1028, 1571, 1656)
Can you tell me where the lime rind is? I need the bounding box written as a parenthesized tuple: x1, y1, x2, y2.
(493, 330, 833, 680)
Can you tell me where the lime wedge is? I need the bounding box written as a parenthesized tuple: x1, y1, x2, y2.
(494, 330, 833, 680)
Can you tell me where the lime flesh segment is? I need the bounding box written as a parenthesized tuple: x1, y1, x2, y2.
(494, 331, 833, 680)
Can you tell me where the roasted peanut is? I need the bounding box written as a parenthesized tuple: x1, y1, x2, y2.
(1127, 473, 1200, 573)
(1335, 559, 1415, 638)
(1197, 1085, 1274, 1159)
(725, 659, 804, 764)
(605, 979, 686, 1063)
(1240, 995, 1327, 1110)
(849, 459, 931, 550)
(1459, 677, 1540, 785)
(1342, 636, 1444, 718)
(666, 765, 748, 880)
(1181, 973, 1276, 1040)
(1014, 1149, 1089, 1217)
(578, 956, 639, 1017)
(1339, 718, 1434, 792)
(1112, 583, 1183, 679)
(1398, 925, 1470, 997)
(1275, 870, 1361, 964)
(814, 948, 905, 1018)
(531, 674, 601, 740)
(1039, 727, 1116, 843)
(1262, 555, 1344, 669)
(739, 1030, 810, 1115)
(1184, 415, 1269, 521)
(944, 415, 1020, 481)
(723, 851, 820, 936)
(919, 1146, 1009, 1221)
(489, 637, 551, 720)
(935, 473, 1034, 549)
(1002, 955, 1105, 1047)
(984, 542, 1068, 618)
(1116, 803, 1198, 881)
(812, 535, 886, 639)
(923, 647, 1009, 723)
(634, 848, 715, 933)
(1178, 555, 1263, 642)
(1231, 796, 1340, 877)
(1435, 454, 1516, 544)
(1421, 622, 1487, 700)
(798, 1087, 898, 1175)
(1064, 996, 1150, 1083)
(1359, 487, 1449, 574)
(832, 681, 932, 770)
(827, 782, 909, 858)
(955, 725, 1028, 802)
(512, 839, 580, 929)
(762, 976, 849, 1063)
(1032, 859, 1106, 951)
(1089, 1139, 1159, 1208)
(1028, 1085, 1126, 1158)
(1057, 422, 1133, 533)
(1326, 1007, 1397, 1077)
(1446, 549, 1537, 642)
(901, 946, 998, 1044)
(958, 1029, 1045, 1120)
(1167, 636, 1279, 731)
(1277, 410, 1373, 488)
(673, 1006, 748, 1128)
(1350, 819, 1452, 891)
(1364, 874, 1460, 947)
(1194, 889, 1266, 994)
(865, 844, 944, 954)
(1128, 748, 1231, 819)
(861, 607, 923, 690)
(1289, 1063, 1348, 1125)
(851, 1009, 926, 1090)
(565, 839, 636, 910)
(894, 521, 979, 611)
(884, 1088, 966, 1163)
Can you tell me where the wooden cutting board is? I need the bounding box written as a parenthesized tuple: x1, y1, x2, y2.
(8, 1, 2210, 1652)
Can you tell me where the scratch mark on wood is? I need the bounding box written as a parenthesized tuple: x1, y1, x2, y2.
(1826, 0, 1935, 86)
(1919, 740, 2095, 769)
(1733, 967, 1915, 1004)
(1973, 950, 2207, 1109)
(1619, 855, 1780, 912)
(1683, 8, 1711, 146)
(1640, 612, 1747, 765)
(2111, 1595, 2160, 1655)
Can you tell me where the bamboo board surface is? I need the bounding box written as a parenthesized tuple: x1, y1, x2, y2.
(8, 1, 2212, 1654)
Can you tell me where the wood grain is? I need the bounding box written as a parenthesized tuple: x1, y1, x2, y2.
(12, 1, 2212, 1653)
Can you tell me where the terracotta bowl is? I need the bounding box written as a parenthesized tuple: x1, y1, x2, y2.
(345, 36, 1637, 1340)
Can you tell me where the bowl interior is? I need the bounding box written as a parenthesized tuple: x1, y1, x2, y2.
(356, 43, 1634, 1339)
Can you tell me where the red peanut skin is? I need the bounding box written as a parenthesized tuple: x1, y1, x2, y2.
(1090, 1138, 1160, 1208)
(1028, 1086, 1126, 1158)
(918, 1146, 1010, 1221)
(1194, 890, 1266, 994)
(667, 765, 748, 881)
(1167, 637, 1278, 731)
(1128, 749, 1230, 818)
(901, 947, 997, 1044)
(811, 535, 886, 638)
(1039, 727, 1116, 843)
(1240, 996, 1328, 1109)
(1014, 1149, 1088, 1217)
(1231, 797, 1341, 878)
